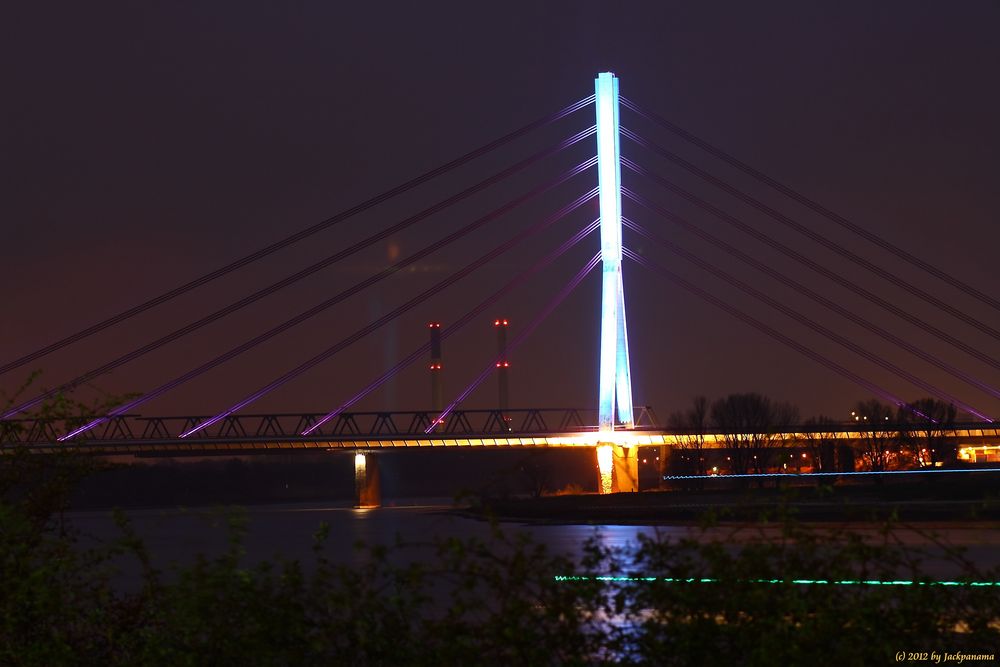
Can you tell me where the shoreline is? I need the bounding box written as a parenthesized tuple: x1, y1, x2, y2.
(457, 480, 1000, 525)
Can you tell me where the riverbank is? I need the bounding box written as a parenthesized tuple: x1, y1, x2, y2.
(463, 476, 1000, 524)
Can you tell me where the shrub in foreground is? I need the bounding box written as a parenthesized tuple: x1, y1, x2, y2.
(1, 457, 999, 665)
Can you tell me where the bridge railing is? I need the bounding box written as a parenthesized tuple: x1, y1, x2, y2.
(0, 406, 661, 445)
(641, 421, 999, 437)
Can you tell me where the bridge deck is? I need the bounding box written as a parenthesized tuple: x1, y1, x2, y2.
(2, 416, 997, 457)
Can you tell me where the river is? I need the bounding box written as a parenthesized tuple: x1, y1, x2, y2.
(65, 500, 1000, 589)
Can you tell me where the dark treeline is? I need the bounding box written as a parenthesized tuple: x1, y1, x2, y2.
(662, 393, 964, 481)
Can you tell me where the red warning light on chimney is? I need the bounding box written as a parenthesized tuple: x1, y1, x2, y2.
(494, 318, 510, 410)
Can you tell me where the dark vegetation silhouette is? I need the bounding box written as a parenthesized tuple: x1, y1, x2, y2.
(903, 397, 959, 466)
(709, 393, 800, 480)
(4, 460, 1000, 664)
(665, 395, 709, 488)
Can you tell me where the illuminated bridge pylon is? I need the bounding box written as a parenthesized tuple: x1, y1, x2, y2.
(595, 71, 635, 433)
(594, 72, 638, 493)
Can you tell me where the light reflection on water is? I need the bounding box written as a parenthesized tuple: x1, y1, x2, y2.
(66, 501, 1000, 589)
(63, 501, 1000, 662)
(70, 501, 649, 557)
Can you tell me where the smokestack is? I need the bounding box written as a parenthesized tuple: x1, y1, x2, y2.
(494, 318, 509, 414)
(429, 322, 442, 412)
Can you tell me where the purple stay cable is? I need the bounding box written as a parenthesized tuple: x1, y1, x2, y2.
(617, 138, 1000, 342)
(620, 97, 1000, 315)
(302, 219, 600, 436)
(58, 178, 598, 441)
(4, 126, 596, 420)
(621, 182, 1000, 374)
(622, 128, 1000, 340)
(2, 95, 596, 378)
(622, 213, 1000, 403)
(170, 191, 599, 439)
(173, 196, 597, 439)
(622, 221, 991, 421)
(427, 252, 601, 433)
(623, 248, 934, 421)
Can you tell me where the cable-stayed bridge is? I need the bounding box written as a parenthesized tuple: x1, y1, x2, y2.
(3, 73, 998, 504)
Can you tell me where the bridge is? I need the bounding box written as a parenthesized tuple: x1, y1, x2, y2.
(3, 73, 999, 506)
(5, 409, 998, 454)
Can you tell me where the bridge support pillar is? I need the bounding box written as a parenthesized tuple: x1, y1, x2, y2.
(612, 444, 639, 493)
(596, 444, 639, 494)
(354, 452, 381, 508)
(657, 445, 672, 488)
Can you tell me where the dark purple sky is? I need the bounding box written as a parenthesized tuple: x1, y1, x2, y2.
(3, 2, 999, 423)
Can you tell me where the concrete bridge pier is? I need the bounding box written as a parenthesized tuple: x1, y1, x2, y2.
(596, 443, 639, 494)
(657, 444, 672, 488)
(354, 452, 381, 508)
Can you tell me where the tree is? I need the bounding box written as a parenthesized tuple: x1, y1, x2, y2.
(665, 396, 709, 487)
(852, 399, 899, 473)
(801, 415, 840, 481)
(901, 398, 958, 467)
(710, 393, 799, 479)
(1, 371, 124, 524)
(518, 451, 554, 499)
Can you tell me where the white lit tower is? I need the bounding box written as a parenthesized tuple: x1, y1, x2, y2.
(594, 72, 635, 432)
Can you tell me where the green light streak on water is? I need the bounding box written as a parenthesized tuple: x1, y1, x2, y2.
(553, 575, 1000, 586)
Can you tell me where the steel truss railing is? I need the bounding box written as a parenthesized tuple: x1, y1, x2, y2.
(5, 412, 997, 456)
(0, 406, 661, 446)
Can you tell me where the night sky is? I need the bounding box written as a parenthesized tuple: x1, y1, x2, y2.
(3, 2, 999, 425)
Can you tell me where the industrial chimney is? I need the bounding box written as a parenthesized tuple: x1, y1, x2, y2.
(429, 322, 442, 412)
(494, 318, 509, 415)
